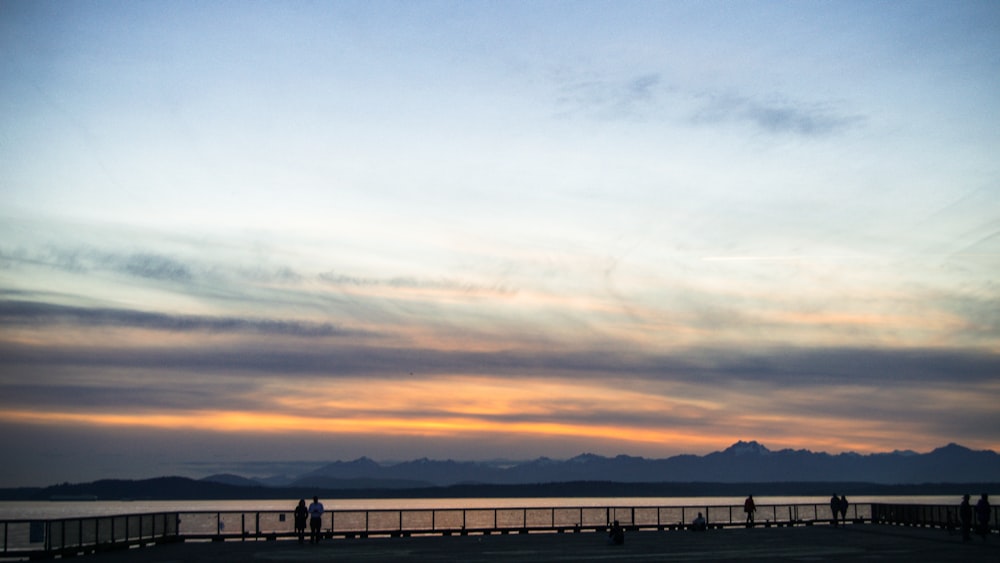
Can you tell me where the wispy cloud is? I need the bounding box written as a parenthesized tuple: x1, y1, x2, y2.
(2, 324, 996, 387)
(0, 300, 356, 337)
(118, 253, 193, 282)
(549, 69, 863, 137)
(319, 271, 516, 296)
(1, 246, 197, 282)
(553, 72, 664, 120)
(692, 93, 864, 136)
(0, 245, 302, 287)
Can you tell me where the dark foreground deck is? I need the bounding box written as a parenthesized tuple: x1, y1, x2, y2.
(68, 524, 999, 562)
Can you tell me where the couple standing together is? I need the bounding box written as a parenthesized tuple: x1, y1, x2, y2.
(294, 496, 325, 544)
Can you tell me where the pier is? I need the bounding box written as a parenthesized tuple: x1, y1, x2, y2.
(1, 502, 996, 561)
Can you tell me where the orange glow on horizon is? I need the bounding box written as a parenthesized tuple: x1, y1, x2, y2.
(0, 408, 696, 449)
(2, 407, 993, 457)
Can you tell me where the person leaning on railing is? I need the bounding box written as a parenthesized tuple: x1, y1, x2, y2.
(975, 494, 991, 540)
(293, 499, 308, 544)
(959, 494, 973, 541)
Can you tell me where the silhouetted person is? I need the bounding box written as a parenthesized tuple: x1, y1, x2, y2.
(293, 499, 308, 544)
(608, 520, 624, 545)
(976, 493, 991, 540)
(830, 494, 839, 527)
(691, 512, 707, 532)
(744, 495, 756, 527)
(959, 494, 973, 541)
(308, 496, 324, 544)
(839, 495, 849, 525)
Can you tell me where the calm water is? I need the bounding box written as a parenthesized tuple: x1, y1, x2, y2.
(0, 496, 961, 521)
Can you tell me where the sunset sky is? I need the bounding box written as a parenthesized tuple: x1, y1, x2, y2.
(2, 0, 999, 487)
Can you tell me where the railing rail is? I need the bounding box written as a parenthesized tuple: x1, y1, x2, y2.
(13, 501, 992, 560)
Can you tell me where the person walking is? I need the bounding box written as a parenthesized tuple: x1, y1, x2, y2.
(293, 499, 308, 544)
(308, 496, 325, 544)
(744, 495, 756, 527)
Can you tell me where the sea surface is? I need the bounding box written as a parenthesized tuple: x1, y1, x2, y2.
(0, 496, 962, 521)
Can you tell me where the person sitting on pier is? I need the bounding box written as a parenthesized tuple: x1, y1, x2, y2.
(608, 520, 625, 545)
(294, 499, 308, 544)
(308, 496, 325, 544)
(691, 512, 707, 532)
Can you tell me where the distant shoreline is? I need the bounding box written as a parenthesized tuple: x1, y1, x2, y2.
(2, 477, 997, 502)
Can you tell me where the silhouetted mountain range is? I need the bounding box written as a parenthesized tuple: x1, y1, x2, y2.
(3, 442, 997, 500)
(262, 441, 998, 488)
(270, 441, 1000, 488)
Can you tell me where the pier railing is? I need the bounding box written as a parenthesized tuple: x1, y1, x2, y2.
(1, 512, 178, 559)
(174, 500, 871, 541)
(873, 502, 999, 531)
(5, 500, 969, 560)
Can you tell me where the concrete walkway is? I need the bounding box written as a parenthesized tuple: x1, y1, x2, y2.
(69, 524, 997, 562)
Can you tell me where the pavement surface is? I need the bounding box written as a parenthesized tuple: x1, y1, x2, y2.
(62, 525, 998, 562)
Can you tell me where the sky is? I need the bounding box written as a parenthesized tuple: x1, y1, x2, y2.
(1, 0, 999, 488)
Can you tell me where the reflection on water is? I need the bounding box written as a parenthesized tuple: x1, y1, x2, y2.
(0, 496, 963, 521)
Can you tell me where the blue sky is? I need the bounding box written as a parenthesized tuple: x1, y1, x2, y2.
(1, 0, 999, 487)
